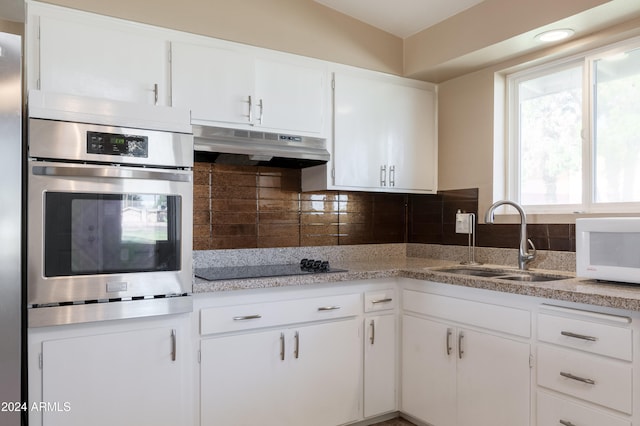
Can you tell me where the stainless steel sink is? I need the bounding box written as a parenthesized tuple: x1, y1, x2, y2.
(434, 267, 507, 278)
(433, 267, 569, 282)
(497, 274, 566, 282)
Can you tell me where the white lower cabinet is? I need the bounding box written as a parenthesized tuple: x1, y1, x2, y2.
(364, 314, 397, 418)
(535, 305, 634, 425)
(29, 315, 192, 426)
(401, 289, 531, 426)
(198, 291, 362, 426)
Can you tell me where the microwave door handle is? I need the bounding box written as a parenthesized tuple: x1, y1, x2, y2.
(32, 165, 191, 182)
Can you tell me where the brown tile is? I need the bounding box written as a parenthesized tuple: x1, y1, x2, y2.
(193, 196, 210, 212)
(211, 236, 257, 249)
(258, 187, 299, 201)
(300, 192, 340, 202)
(258, 199, 300, 212)
(258, 223, 300, 237)
(211, 185, 257, 199)
(259, 211, 300, 224)
(211, 212, 257, 225)
(193, 210, 210, 226)
(193, 224, 211, 240)
(301, 224, 339, 236)
(301, 212, 339, 225)
(193, 238, 211, 251)
(338, 211, 369, 224)
(300, 234, 339, 246)
(257, 235, 300, 248)
(193, 184, 210, 199)
(193, 169, 210, 186)
(212, 224, 257, 237)
(300, 199, 339, 213)
(212, 163, 258, 174)
(211, 199, 257, 212)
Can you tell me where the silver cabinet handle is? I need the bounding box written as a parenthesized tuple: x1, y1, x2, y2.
(380, 165, 387, 186)
(446, 328, 453, 356)
(561, 331, 598, 342)
(458, 331, 464, 359)
(372, 298, 393, 304)
(318, 306, 341, 312)
(247, 95, 253, 122)
(389, 165, 395, 187)
(370, 320, 376, 345)
(153, 83, 159, 106)
(170, 329, 176, 362)
(560, 371, 595, 385)
(294, 331, 300, 359)
(559, 420, 576, 426)
(232, 314, 262, 321)
(280, 332, 285, 361)
(258, 98, 264, 124)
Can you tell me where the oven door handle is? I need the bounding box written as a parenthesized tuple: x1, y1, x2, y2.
(32, 165, 192, 182)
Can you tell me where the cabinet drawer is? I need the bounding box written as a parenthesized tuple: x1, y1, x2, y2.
(538, 313, 632, 361)
(537, 391, 631, 426)
(364, 289, 396, 312)
(402, 290, 530, 338)
(537, 345, 632, 414)
(200, 293, 361, 335)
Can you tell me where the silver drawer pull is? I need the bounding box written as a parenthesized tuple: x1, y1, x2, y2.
(371, 298, 393, 304)
(232, 314, 262, 321)
(559, 420, 576, 426)
(560, 371, 596, 385)
(318, 306, 341, 312)
(561, 331, 598, 342)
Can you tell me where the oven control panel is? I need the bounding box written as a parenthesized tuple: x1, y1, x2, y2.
(87, 131, 149, 158)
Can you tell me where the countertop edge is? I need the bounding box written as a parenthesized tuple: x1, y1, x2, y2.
(192, 259, 640, 312)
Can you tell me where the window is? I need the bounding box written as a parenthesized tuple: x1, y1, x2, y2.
(507, 37, 640, 213)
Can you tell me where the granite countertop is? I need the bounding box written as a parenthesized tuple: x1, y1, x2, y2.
(193, 256, 640, 312)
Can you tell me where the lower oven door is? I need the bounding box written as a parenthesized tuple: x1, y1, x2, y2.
(27, 161, 193, 309)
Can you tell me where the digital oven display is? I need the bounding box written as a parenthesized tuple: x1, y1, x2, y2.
(87, 131, 149, 158)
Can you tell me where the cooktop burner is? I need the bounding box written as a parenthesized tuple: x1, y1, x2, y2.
(195, 259, 347, 281)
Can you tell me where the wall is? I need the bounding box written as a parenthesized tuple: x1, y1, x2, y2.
(194, 163, 576, 251)
(37, 0, 403, 75)
(0, 18, 23, 35)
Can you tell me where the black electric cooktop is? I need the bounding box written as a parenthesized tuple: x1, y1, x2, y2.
(195, 259, 347, 281)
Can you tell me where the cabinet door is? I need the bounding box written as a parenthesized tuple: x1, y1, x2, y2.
(456, 329, 530, 426)
(288, 319, 361, 426)
(254, 57, 326, 134)
(364, 315, 396, 418)
(333, 72, 389, 189)
(200, 329, 286, 426)
(41, 326, 188, 426)
(387, 84, 436, 192)
(39, 16, 168, 105)
(401, 315, 456, 426)
(172, 42, 254, 126)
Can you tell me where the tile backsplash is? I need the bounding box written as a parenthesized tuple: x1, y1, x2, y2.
(193, 163, 575, 251)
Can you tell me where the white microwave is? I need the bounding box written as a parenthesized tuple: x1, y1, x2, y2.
(576, 217, 640, 284)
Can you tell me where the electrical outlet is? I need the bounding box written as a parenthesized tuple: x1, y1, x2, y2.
(456, 212, 471, 234)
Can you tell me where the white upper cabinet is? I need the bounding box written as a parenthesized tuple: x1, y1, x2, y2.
(333, 69, 437, 193)
(254, 57, 326, 134)
(29, 3, 169, 106)
(171, 42, 254, 126)
(171, 40, 327, 136)
(302, 67, 437, 194)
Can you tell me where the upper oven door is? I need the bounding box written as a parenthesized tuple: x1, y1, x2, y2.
(27, 161, 193, 306)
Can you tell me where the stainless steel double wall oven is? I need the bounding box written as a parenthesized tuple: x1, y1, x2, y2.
(27, 117, 194, 326)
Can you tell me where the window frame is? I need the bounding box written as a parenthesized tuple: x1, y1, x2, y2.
(505, 35, 640, 215)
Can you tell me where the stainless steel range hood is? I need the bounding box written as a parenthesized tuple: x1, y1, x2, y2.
(192, 125, 330, 168)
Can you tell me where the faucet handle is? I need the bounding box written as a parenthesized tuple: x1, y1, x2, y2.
(525, 238, 537, 261)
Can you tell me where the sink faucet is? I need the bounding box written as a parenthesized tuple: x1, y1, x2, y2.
(484, 200, 536, 270)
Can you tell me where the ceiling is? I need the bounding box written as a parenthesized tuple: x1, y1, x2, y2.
(314, 0, 486, 38)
